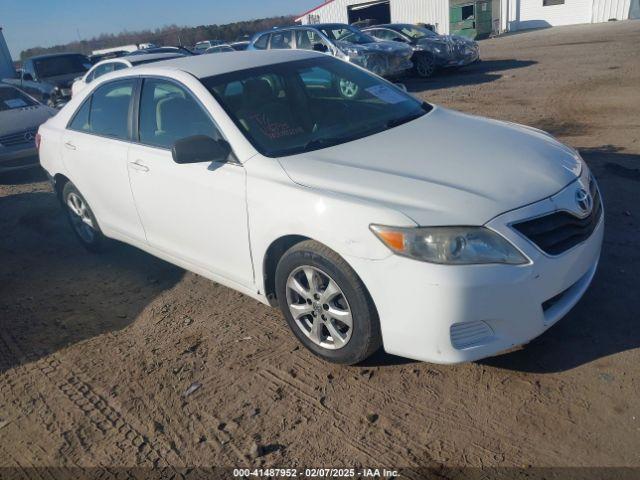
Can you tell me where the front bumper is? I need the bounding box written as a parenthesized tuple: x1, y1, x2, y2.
(348, 174, 603, 364)
(438, 49, 480, 68)
(0, 146, 39, 173)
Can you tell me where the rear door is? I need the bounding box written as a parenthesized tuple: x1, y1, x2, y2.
(62, 78, 146, 241)
(126, 77, 254, 287)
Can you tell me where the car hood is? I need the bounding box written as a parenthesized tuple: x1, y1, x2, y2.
(0, 105, 56, 137)
(277, 107, 582, 226)
(41, 72, 85, 89)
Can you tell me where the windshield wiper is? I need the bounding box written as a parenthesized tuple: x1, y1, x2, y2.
(385, 111, 425, 130)
(302, 136, 348, 152)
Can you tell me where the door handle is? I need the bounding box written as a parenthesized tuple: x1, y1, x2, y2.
(129, 160, 149, 172)
(64, 141, 77, 150)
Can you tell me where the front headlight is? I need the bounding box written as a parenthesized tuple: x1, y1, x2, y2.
(370, 225, 528, 265)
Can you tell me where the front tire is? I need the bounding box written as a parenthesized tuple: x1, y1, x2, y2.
(415, 54, 436, 78)
(275, 240, 381, 365)
(62, 182, 107, 252)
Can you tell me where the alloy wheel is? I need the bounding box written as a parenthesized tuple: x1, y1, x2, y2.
(66, 192, 96, 243)
(417, 57, 435, 78)
(285, 265, 353, 350)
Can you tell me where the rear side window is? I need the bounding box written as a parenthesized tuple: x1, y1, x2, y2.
(68, 79, 134, 140)
(253, 34, 269, 50)
(138, 78, 221, 149)
(88, 62, 120, 83)
(270, 31, 292, 49)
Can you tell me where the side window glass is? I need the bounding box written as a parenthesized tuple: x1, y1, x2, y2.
(112, 62, 128, 72)
(72, 80, 134, 139)
(295, 30, 313, 50)
(138, 78, 221, 149)
(270, 31, 292, 50)
(253, 34, 269, 50)
(90, 63, 114, 82)
(68, 97, 92, 131)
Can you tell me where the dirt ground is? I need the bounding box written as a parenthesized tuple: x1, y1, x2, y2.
(1, 20, 639, 475)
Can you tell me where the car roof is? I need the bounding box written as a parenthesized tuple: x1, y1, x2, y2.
(27, 52, 88, 61)
(143, 49, 323, 79)
(123, 52, 185, 64)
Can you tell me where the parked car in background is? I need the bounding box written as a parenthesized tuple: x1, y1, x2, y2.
(363, 24, 480, 78)
(71, 52, 185, 97)
(3, 53, 92, 108)
(38, 50, 602, 365)
(249, 24, 413, 80)
(89, 51, 129, 64)
(193, 40, 225, 54)
(129, 46, 194, 56)
(229, 41, 250, 51)
(0, 84, 56, 174)
(205, 44, 235, 54)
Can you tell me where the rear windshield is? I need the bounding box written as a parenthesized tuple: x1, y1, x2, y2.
(0, 86, 38, 111)
(33, 55, 91, 78)
(202, 56, 430, 158)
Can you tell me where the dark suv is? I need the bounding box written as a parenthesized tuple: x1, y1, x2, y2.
(5, 53, 92, 107)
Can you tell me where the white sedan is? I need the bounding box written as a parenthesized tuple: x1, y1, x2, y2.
(70, 52, 184, 97)
(38, 50, 603, 365)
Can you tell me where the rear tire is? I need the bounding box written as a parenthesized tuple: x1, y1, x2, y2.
(275, 240, 381, 365)
(62, 182, 107, 253)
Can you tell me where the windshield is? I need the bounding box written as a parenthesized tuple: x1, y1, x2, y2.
(397, 25, 438, 39)
(33, 55, 91, 78)
(202, 56, 430, 158)
(318, 25, 374, 45)
(0, 86, 38, 111)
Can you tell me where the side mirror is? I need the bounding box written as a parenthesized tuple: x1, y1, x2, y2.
(172, 135, 231, 164)
(312, 43, 329, 53)
(22, 72, 34, 81)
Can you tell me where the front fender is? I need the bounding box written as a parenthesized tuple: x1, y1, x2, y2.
(245, 156, 416, 293)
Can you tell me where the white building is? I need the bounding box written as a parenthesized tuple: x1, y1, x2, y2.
(296, 0, 637, 37)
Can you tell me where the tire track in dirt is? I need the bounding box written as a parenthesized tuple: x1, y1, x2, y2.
(259, 367, 401, 465)
(286, 353, 542, 465)
(0, 329, 185, 475)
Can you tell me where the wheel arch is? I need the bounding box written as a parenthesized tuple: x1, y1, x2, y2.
(262, 234, 311, 306)
(53, 173, 71, 204)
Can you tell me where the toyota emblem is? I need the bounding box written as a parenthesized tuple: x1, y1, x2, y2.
(575, 188, 593, 214)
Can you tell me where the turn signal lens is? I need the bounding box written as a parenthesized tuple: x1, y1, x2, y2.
(375, 229, 405, 251)
(35, 132, 41, 150)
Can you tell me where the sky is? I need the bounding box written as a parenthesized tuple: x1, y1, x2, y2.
(1, 0, 320, 59)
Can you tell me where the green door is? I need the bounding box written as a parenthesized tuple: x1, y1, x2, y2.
(450, 1, 492, 39)
(450, 3, 477, 39)
(475, 0, 493, 38)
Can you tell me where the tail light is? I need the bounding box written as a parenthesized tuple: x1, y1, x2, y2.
(35, 132, 41, 150)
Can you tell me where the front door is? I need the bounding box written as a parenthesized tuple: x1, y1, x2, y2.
(127, 77, 254, 288)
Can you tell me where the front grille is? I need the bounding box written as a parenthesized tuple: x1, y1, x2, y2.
(0, 128, 37, 147)
(513, 178, 602, 256)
